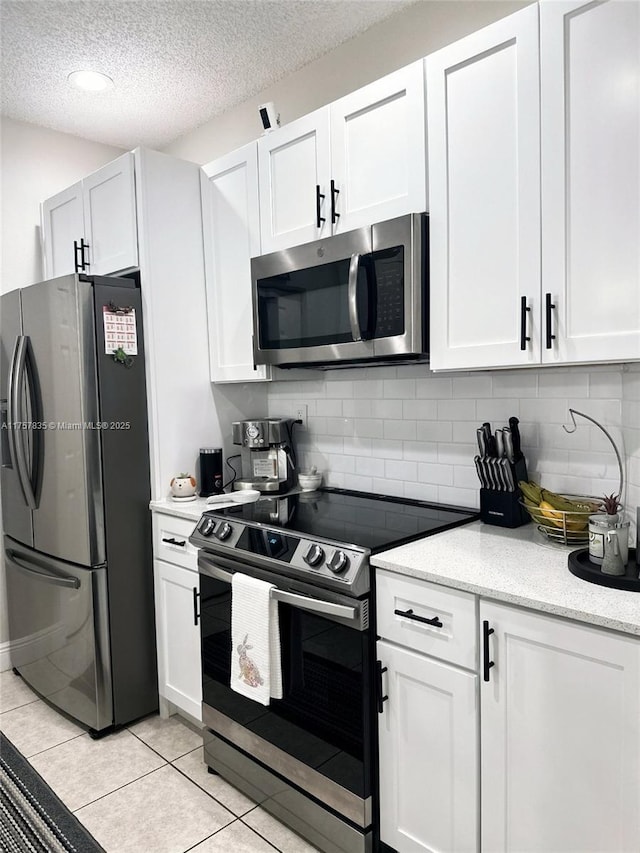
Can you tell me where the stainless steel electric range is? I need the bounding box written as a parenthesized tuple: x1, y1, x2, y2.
(189, 487, 478, 853)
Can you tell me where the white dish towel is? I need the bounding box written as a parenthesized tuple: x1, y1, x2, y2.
(231, 572, 283, 705)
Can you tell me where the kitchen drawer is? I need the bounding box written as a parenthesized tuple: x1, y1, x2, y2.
(152, 513, 199, 571)
(376, 569, 477, 670)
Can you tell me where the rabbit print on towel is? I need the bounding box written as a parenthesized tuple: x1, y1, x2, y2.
(231, 572, 283, 705)
(237, 634, 263, 688)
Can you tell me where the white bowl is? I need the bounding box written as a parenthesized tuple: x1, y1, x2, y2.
(298, 473, 322, 491)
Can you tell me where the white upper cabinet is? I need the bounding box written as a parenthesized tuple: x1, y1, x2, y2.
(429, 0, 640, 371)
(540, 0, 640, 364)
(427, 4, 541, 371)
(201, 143, 270, 382)
(41, 151, 138, 279)
(258, 108, 332, 253)
(258, 62, 427, 252)
(330, 61, 426, 233)
(82, 152, 138, 276)
(41, 182, 84, 278)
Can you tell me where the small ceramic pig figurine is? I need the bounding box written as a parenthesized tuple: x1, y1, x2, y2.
(170, 474, 196, 499)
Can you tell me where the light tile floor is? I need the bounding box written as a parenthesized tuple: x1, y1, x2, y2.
(0, 669, 321, 853)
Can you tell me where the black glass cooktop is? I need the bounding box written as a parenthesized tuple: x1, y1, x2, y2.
(218, 487, 479, 553)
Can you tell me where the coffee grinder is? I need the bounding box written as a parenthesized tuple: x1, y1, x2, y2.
(232, 417, 298, 494)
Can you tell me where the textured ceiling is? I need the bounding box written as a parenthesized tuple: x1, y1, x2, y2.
(1, 0, 415, 149)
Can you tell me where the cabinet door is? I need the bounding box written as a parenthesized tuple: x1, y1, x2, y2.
(82, 151, 138, 275)
(40, 183, 84, 278)
(201, 144, 270, 382)
(540, 0, 640, 364)
(258, 108, 331, 252)
(330, 61, 426, 233)
(480, 601, 640, 853)
(427, 5, 541, 370)
(377, 640, 478, 853)
(153, 559, 202, 721)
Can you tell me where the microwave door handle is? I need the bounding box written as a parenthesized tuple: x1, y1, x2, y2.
(348, 252, 362, 341)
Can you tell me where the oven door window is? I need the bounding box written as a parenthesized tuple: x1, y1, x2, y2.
(200, 573, 370, 799)
(256, 257, 373, 350)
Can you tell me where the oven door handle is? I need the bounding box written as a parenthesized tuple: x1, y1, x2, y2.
(198, 554, 358, 622)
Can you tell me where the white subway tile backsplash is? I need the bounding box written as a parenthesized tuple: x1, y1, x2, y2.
(452, 375, 492, 398)
(315, 399, 343, 417)
(416, 420, 454, 442)
(267, 363, 634, 512)
(403, 441, 438, 462)
(437, 399, 476, 421)
(403, 400, 438, 421)
(383, 379, 416, 399)
(539, 372, 590, 398)
(354, 419, 384, 439)
(383, 419, 417, 441)
(417, 462, 454, 486)
(355, 457, 386, 477)
(384, 459, 418, 481)
(416, 376, 452, 398)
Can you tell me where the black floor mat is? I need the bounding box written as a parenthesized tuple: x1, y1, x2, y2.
(0, 731, 104, 853)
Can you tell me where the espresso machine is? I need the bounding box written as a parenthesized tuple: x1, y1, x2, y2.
(232, 417, 298, 494)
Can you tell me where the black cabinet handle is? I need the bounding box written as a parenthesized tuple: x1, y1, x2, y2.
(394, 607, 443, 628)
(330, 179, 340, 224)
(315, 185, 326, 229)
(162, 537, 186, 547)
(545, 293, 556, 350)
(80, 238, 90, 270)
(192, 587, 200, 626)
(520, 296, 531, 351)
(483, 620, 495, 682)
(74, 240, 82, 273)
(376, 661, 388, 713)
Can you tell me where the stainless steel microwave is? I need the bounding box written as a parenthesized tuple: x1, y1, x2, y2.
(251, 213, 429, 368)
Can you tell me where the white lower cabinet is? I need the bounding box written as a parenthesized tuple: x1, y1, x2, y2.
(377, 640, 478, 853)
(377, 573, 640, 853)
(153, 557, 202, 722)
(377, 569, 479, 852)
(480, 600, 640, 853)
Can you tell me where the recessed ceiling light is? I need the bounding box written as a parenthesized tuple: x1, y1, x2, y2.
(67, 70, 114, 92)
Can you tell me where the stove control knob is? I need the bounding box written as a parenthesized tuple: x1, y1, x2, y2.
(328, 550, 350, 574)
(303, 543, 325, 567)
(198, 517, 216, 537)
(215, 522, 233, 541)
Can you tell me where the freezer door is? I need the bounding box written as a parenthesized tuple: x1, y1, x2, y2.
(4, 536, 113, 731)
(1, 290, 33, 547)
(20, 275, 105, 566)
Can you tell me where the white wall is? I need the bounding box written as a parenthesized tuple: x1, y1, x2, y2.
(163, 0, 529, 165)
(0, 117, 124, 293)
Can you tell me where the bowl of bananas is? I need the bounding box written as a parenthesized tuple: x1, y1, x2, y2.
(518, 481, 603, 546)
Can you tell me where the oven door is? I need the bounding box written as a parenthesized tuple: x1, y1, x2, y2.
(198, 551, 372, 829)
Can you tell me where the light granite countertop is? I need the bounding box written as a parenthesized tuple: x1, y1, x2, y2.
(150, 496, 214, 522)
(372, 521, 640, 637)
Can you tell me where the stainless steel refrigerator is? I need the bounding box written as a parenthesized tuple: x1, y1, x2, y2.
(1, 273, 157, 734)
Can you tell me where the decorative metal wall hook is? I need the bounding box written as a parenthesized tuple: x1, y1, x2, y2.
(562, 408, 624, 500)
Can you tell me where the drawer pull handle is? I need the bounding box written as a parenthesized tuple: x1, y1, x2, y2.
(162, 537, 186, 547)
(394, 608, 443, 628)
(193, 587, 200, 626)
(483, 619, 495, 682)
(376, 661, 388, 714)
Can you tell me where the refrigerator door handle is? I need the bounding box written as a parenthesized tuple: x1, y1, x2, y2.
(7, 337, 28, 503)
(5, 548, 80, 589)
(11, 337, 38, 509)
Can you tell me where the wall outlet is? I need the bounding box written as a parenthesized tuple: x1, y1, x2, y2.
(295, 405, 307, 428)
